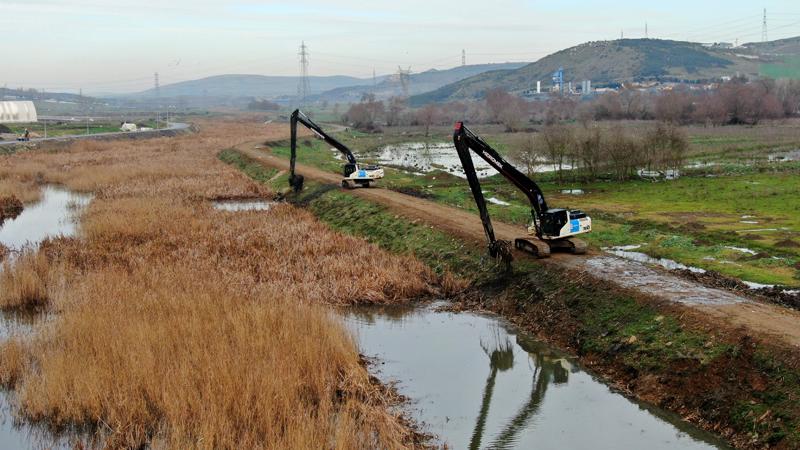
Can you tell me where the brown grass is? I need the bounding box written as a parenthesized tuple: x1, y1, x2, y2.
(0, 116, 439, 448)
(0, 250, 50, 309)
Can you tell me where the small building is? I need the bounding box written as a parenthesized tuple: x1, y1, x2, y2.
(120, 122, 138, 132)
(0, 101, 38, 124)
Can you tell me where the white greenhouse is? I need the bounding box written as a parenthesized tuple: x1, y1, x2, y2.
(0, 101, 38, 123)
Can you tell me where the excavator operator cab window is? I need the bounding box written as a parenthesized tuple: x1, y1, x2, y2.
(540, 209, 569, 237)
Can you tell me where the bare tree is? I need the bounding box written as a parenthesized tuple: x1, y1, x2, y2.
(415, 104, 440, 137)
(509, 134, 543, 175)
(541, 125, 574, 184)
(386, 96, 407, 127)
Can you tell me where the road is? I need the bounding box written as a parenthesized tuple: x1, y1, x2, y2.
(236, 139, 800, 348)
(0, 122, 190, 147)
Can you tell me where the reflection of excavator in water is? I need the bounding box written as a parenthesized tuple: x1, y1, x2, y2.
(469, 335, 571, 450)
(289, 109, 384, 192)
(453, 122, 591, 259)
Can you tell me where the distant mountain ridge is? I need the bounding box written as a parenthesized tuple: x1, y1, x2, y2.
(410, 37, 800, 105)
(132, 74, 381, 99)
(313, 63, 528, 102)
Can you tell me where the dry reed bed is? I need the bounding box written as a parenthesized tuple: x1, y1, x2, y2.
(0, 118, 438, 449)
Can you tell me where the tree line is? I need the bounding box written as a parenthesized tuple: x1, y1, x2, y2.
(342, 77, 800, 133)
(509, 122, 689, 183)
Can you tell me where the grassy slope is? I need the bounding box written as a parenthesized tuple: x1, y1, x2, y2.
(223, 148, 800, 448)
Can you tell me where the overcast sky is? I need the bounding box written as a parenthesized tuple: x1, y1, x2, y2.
(3, 0, 800, 94)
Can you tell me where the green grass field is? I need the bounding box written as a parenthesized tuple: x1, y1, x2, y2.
(761, 57, 800, 80)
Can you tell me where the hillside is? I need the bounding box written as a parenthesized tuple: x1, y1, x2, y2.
(131, 74, 381, 99)
(410, 39, 769, 104)
(314, 62, 528, 102)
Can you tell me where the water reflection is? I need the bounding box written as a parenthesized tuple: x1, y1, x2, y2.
(344, 303, 728, 449)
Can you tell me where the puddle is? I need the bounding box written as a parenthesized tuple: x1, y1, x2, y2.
(768, 149, 800, 162)
(575, 256, 747, 306)
(560, 189, 584, 195)
(604, 247, 706, 274)
(487, 197, 510, 206)
(740, 220, 759, 224)
(0, 187, 91, 252)
(212, 199, 273, 212)
(723, 246, 758, 255)
(344, 304, 728, 449)
(368, 142, 570, 179)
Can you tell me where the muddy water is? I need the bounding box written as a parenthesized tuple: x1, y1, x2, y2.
(345, 304, 729, 449)
(0, 186, 91, 251)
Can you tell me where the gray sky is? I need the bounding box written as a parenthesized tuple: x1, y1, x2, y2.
(3, 0, 800, 94)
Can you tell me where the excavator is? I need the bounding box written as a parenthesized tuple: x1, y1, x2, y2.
(453, 121, 591, 259)
(289, 109, 384, 191)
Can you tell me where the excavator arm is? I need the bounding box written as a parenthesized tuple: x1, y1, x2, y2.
(453, 121, 590, 259)
(453, 121, 548, 238)
(289, 109, 358, 191)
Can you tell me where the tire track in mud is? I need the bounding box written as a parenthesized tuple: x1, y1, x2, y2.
(236, 140, 800, 348)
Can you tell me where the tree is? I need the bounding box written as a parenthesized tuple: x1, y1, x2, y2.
(344, 94, 385, 131)
(644, 122, 688, 171)
(576, 126, 604, 180)
(605, 126, 642, 181)
(654, 87, 694, 124)
(541, 125, 574, 184)
(386, 96, 407, 127)
(509, 134, 543, 175)
(415, 104, 440, 137)
(485, 88, 515, 123)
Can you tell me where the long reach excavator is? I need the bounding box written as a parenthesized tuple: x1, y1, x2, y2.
(453, 121, 591, 258)
(289, 109, 384, 191)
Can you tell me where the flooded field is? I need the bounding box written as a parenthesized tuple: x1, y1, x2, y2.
(367, 142, 570, 178)
(0, 186, 91, 251)
(345, 304, 729, 449)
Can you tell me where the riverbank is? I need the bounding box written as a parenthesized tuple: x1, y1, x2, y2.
(222, 147, 800, 448)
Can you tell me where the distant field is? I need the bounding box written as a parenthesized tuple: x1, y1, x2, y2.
(761, 57, 800, 80)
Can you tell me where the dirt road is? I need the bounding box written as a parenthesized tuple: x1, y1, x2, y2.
(236, 140, 800, 348)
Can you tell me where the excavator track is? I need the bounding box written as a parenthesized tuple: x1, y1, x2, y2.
(514, 237, 551, 258)
(543, 237, 588, 255)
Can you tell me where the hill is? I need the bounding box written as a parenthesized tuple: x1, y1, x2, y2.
(131, 74, 381, 100)
(314, 63, 528, 102)
(410, 39, 772, 104)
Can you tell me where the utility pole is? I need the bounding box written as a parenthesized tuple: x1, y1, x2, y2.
(645, 22, 648, 39)
(298, 41, 310, 106)
(462, 49, 466, 66)
(762, 9, 768, 42)
(620, 29, 624, 40)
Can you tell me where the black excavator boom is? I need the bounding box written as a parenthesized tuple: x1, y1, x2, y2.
(289, 109, 383, 191)
(453, 121, 591, 258)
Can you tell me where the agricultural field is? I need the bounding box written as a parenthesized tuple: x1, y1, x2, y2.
(271, 119, 800, 288)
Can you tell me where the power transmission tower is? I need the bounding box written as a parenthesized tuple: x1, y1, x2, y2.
(762, 9, 768, 42)
(462, 49, 466, 66)
(645, 22, 648, 39)
(298, 41, 310, 105)
(396, 66, 412, 97)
